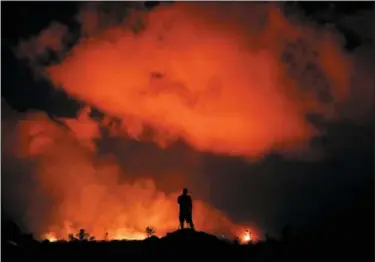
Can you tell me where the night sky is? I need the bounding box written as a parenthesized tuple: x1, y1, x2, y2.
(1, 1, 374, 244)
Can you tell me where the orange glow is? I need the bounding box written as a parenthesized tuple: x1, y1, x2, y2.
(44, 232, 58, 242)
(113, 233, 146, 241)
(39, 2, 372, 160)
(45, 3, 333, 159)
(13, 112, 246, 241)
(9, 2, 374, 243)
(14, 3, 372, 161)
(242, 230, 252, 243)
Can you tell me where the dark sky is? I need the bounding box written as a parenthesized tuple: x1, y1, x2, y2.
(1, 1, 374, 241)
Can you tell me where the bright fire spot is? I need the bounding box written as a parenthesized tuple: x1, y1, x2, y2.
(242, 230, 251, 243)
(113, 231, 147, 241)
(44, 232, 58, 242)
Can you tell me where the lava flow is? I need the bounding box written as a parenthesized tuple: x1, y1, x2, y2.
(242, 230, 252, 243)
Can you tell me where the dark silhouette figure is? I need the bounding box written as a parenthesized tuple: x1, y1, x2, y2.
(177, 188, 195, 230)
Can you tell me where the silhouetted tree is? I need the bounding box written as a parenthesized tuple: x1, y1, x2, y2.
(68, 233, 76, 242)
(77, 229, 89, 241)
(68, 229, 95, 242)
(145, 226, 156, 238)
(104, 232, 109, 241)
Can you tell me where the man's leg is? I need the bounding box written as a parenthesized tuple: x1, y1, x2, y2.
(179, 214, 184, 229)
(187, 213, 195, 230)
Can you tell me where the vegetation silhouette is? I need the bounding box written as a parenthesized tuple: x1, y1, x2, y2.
(68, 229, 95, 242)
(2, 185, 373, 260)
(1, 221, 373, 260)
(145, 226, 156, 238)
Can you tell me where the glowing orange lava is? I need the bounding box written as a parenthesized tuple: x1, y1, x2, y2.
(11, 2, 370, 245)
(112, 229, 147, 241)
(242, 230, 252, 243)
(44, 232, 58, 242)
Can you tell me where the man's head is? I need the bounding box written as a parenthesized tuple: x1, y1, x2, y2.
(182, 188, 188, 195)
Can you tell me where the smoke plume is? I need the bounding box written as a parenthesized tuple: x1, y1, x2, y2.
(15, 2, 374, 158)
(2, 102, 248, 240)
(5, 2, 374, 240)
(43, 3, 372, 158)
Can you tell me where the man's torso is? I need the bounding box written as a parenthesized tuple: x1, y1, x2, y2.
(178, 195, 192, 213)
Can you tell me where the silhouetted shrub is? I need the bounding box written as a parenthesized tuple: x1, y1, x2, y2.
(145, 226, 156, 238)
(68, 229, 95, 242)
(103, 232, 109, 241)
(68, 233, 76, 242)
(77, 229, 89, 241)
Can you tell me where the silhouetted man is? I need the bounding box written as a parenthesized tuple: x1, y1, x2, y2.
(177, 188, 195, 230)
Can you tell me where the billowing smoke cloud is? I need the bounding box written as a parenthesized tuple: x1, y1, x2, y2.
(35, 3, 371, 158)
(16, 22, 69, 61)
(6, 2, 374, 240)
(15, 22, 71, 77)
(15, 2, 374, 158)
(2, 101, 249, 240)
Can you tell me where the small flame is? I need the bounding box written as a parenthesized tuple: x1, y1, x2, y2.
(113, 232, 147, 241)
(242, 230, 251, 243)
(44, 232, 58, 242)
(111, 228, 147, 241)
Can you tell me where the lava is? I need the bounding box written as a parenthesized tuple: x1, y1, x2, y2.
(11, 110, 249, 242)
(242, 230, 252, 243)
(6, 2, 373, 245)
(44, 232, 58, 242)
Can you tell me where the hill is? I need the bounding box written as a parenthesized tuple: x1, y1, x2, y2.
(2, 222, 373, 260)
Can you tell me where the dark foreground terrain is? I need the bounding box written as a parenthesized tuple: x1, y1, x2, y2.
(3, 185, 374, 261)
(2, 226, 373, 261)
(3, 186, 374, 261)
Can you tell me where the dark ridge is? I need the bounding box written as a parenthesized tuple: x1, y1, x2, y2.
(2, 224, 373, 260)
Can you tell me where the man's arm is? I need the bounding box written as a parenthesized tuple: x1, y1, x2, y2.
(188, 196, 193, 211)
